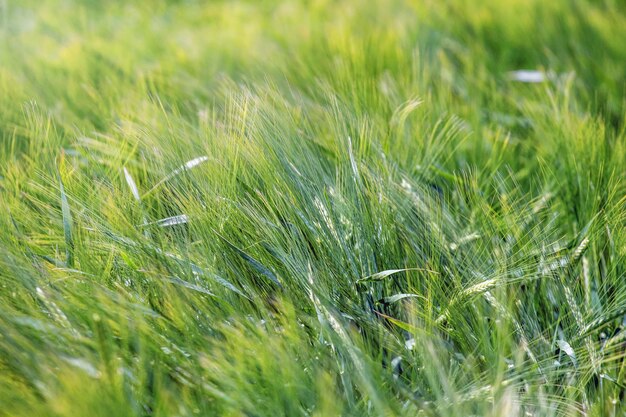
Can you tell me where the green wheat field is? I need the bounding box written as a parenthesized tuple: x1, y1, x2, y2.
(1, 1, 626, 416)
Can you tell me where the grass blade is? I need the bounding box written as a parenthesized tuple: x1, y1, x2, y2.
(59, 179, 74, 268)
(217, 233, 282, 288)
(357, 268, 436, 284)
(142, 214, 189, 227)
(143, 156, 209, 197)
(123, 167, 141, 202)
(378, 293, 426, 305)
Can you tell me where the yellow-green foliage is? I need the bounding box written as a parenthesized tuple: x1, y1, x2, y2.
(1, 1, 626, 416)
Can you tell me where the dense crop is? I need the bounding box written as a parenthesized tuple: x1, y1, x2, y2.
(1, 1, 626, 416)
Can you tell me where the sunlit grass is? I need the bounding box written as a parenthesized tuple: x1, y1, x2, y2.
(1, 1, 626, 416)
